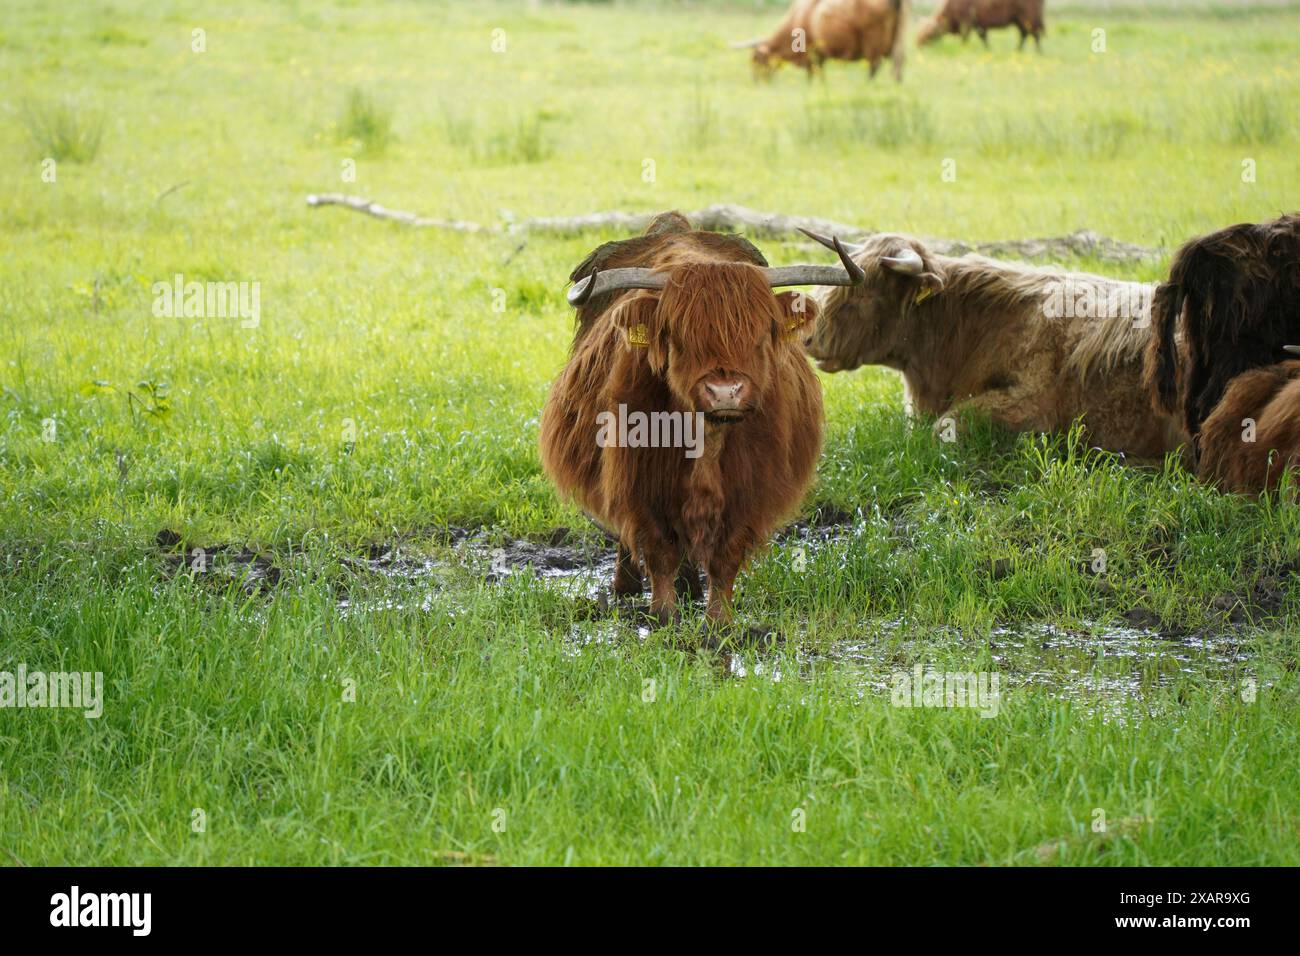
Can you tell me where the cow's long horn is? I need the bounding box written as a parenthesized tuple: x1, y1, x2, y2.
(567, 267, 666, 306)
(765, 264, 865, 288)
(798, 227, 864, 258)
(567, 241, 863, 306)
(1285, 345, 1300, 356)
(730, 38, 763, 49)
(881, 248, 925, 276)
(766, 233, 865, 288)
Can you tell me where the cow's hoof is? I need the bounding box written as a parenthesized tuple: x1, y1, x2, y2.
(649, 605, 679, 628)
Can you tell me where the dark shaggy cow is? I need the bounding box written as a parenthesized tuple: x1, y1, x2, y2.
(1146, 213, 1300, 437)
(800, 229, 1185, 459)
(917, 0, 1045, 51)
(539, 212, 863, 624)
(1144, 213, 1300, 492)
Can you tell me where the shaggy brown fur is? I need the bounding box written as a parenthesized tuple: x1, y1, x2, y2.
(541, 213, 825, 624)
(1145, 214, 1300, 438)
(745, 0, 908, 81)
(1195, 362, 1300, 494)
(567, 212, 768, 346)
(917, 0, 1045, 50)
(1142, 213, 1300, 493)
(804, 233, 1186, 458)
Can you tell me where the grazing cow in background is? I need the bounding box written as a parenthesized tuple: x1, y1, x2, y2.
(800, 229, 1186, 459)
(733, 0, 823, 79)
(811, 0, 909, 80)
(540, 212, 864, 624)
(917, 0, 1045, 51)
(1144, 213, 1300, 493)
(736, 0, 909, 81)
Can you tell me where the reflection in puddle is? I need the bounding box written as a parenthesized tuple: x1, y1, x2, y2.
(814, 620, 1256, 720)
(333, 527, 1271, 720)
(565, 619, 653, 658)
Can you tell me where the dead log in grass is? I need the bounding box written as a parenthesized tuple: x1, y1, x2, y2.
(306, 194, 1158, 263)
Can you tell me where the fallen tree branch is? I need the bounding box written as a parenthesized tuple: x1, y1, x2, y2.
(306, 194, 1159, 263)
(306, 193, 486, 232)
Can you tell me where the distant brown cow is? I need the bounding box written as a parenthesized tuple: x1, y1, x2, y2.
(1144, 214, 1300, 493)
(734, 0, 822, 78)
(539, 212, 864, 624)
(917, 0, 1045, 51)
(736, 0, 909, 81)
(800, 230, 1185, 459)
(812, 0, 910, 80)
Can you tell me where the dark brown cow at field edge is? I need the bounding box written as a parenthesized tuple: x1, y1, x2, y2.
(800, 229, 1186, 459)
(917, 0, 1045, 51)
(1144, 213, 1300, 493)
(736, 0, 909, 81)
(540, 212, 864, 624)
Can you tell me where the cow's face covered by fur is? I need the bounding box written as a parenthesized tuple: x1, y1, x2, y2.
(803, 235, 945, 372)
(611, 262, 815, 422)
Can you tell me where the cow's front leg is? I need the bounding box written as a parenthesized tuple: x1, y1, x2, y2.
(639, 532, 682, 626)
(648, 558, 681, 625)
(704, 536, 749, 625)
(612, 543, 642, 598)
(704, 567, 738, 624)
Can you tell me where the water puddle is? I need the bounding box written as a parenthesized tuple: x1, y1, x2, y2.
(332, 530, 618, 614)
(154, 518, 1285, 719)
(802, 619, 1260, 720)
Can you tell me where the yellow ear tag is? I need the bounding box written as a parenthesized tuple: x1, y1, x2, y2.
(625, 323, 650, 348)
(782, 317, 804, 342)
(914, 286, 934, 305)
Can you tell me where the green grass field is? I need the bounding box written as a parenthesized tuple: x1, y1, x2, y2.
(2, 0, 1299, 865)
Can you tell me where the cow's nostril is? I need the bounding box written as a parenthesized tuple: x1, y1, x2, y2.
(706, 381, 745, 406)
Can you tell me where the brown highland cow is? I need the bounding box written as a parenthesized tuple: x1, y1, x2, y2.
(736, 0, 909, 81)
(917, 0, 1045, 51)
(800, 229, 1186, 459)
(539, 212, 863, 624)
